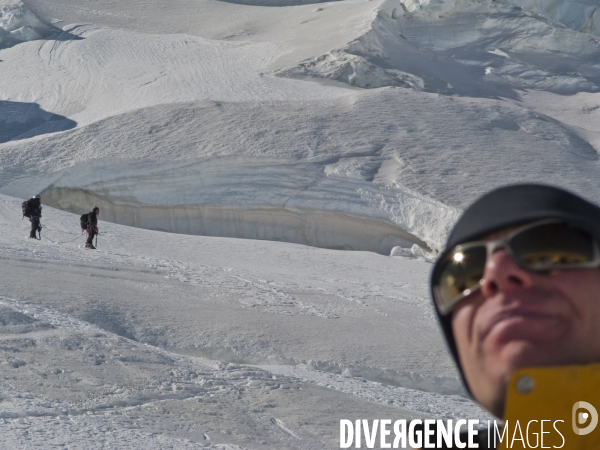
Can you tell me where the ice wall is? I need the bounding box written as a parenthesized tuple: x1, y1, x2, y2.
(28, 157, 448, 255)
(42, 188, 427, 255)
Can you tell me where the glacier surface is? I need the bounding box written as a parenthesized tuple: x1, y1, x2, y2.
(0, 0, 599, 446)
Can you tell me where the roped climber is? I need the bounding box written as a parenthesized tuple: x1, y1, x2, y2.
(23, 195, 42, 239)
(81, 206, 100, 249)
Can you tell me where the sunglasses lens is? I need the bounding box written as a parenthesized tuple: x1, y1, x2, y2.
(510, 223, 595, 269)
(434, 246, 487, 313)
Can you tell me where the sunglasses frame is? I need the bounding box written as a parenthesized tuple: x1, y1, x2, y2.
(432, 219, 600, 316)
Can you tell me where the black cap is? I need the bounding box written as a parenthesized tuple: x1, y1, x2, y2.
(447, 184, 600, 249)
(433, 184, 600, 395)
(93, 206, 99, 212)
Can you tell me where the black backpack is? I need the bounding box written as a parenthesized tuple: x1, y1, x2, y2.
(80, 213, 89, 230)
(24, 198, 41, 218)
(22, 200, 31, 217)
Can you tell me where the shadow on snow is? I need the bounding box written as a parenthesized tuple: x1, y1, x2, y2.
(0, 101, 77, 143)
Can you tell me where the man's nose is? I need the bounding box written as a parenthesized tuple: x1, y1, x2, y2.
(480, 249, 534, 298)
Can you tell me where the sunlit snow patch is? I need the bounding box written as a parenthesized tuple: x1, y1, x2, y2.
(0, 100, 77, 143)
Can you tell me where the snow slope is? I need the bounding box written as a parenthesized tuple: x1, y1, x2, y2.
(2, 88, 599, 253)
(1, 0, 599, 254)
(1, 0, 599, 445)
(0, 194, 489, 448)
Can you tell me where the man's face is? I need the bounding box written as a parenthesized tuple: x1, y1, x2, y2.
(451, 227, 600, 417)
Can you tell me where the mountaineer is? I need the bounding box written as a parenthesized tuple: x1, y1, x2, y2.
(430, 184, 600, 449)
(22, 195, 42, 239)
(81, 206, 100, 249)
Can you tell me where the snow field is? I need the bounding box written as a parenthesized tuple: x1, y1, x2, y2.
(1, 0, 600, 446)
(0, 194, 460, 385)
(0, 194, 490, 448)
(0, 23, 347, 127)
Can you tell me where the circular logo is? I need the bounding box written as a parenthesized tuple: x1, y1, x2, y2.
(572, 401, 599, 436)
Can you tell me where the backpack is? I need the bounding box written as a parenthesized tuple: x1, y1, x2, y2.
(80, 213, 89, 230)
(22, 200, 31, 217)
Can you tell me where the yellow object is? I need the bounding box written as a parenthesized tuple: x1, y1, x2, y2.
(497, 364, 600, 449)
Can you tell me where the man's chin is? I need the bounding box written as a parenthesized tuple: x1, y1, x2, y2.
(492, 340, 570, 381)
